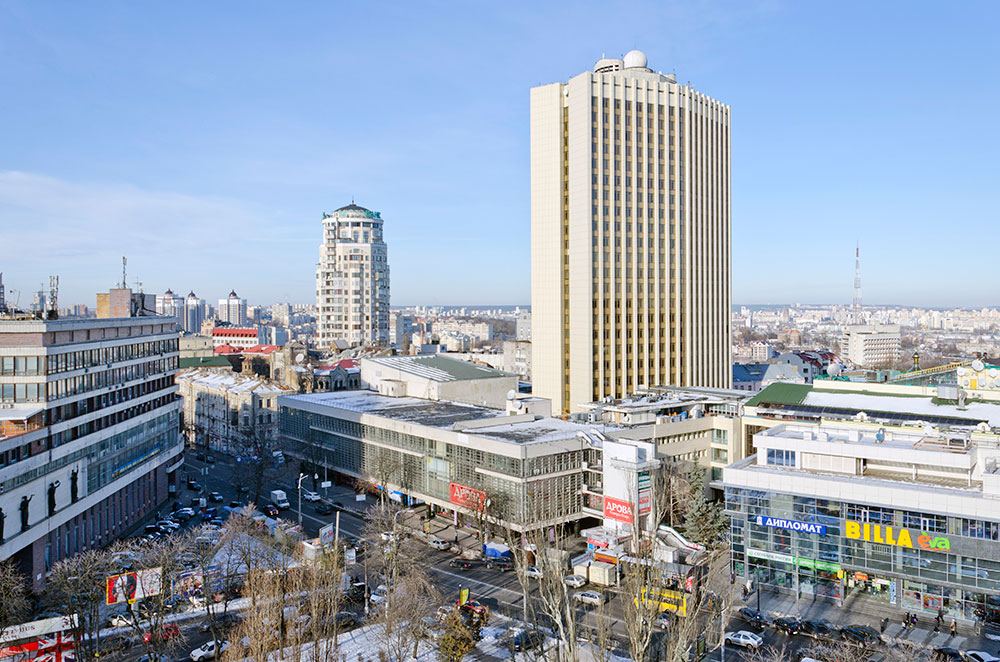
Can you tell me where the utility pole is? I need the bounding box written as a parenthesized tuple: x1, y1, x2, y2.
(297, 472, 305, 527)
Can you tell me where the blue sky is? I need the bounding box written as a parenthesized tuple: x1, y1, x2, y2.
(1, 1, 997, 308)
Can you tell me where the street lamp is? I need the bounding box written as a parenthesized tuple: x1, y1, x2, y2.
(297, 472, 306, 527)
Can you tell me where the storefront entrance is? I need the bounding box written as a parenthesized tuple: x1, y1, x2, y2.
(846, 571, 894, 604)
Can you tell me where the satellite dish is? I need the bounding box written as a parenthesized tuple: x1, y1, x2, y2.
(957, 367, 967, 376)
(295, 353, 306, 364)
(506, 389, 517, 401)
(990, 368, 998, 378)
(973, 359, 985, 372)
(828, 363, 842, 378)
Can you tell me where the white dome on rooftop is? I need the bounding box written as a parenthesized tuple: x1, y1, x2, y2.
(624, 49, 647, 69)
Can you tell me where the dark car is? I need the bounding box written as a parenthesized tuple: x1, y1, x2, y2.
(841, 624, 881, 646)
(449, 559, 480, 570)
(510, 630, 544, 652)
(801, 620, 835, 640)
(143, 524, 160, 534)
(486, 558, 514, 572)
(263, 504, 279, 517)
(334, 611, 358, 628)
(202, 507, 218, 521)
(229, 501, 241, 509)
(187, 480, 201, 491)
(738, 606, 771, 629)
(171, 500, 184, 512)
(932, 648, 965, 661)
(774, 617, 802, 635)
(316, 502, 337, 515)
(206, 455, 215, 463)
(209, 492, 224, 503)
(200, 612, 242, 632)
(195, 452, 206, 461)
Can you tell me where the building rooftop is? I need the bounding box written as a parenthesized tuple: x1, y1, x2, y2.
(282, 390, 593, 445)
(746, 381, 1000, 430)
(366, 354, 510, 382)
(177, 369, 294, 396)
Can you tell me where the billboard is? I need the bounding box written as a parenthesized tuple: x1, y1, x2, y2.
(319, 523, 335, 548)
(449, 482, 486, 511)
(105, 567, 162, 605)
(603, 496, 634, 524)
(0, 614, 78, 661)
(637, 490, 651, 516)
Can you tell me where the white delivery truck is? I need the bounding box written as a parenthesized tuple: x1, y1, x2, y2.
(270, 489, 290, 509)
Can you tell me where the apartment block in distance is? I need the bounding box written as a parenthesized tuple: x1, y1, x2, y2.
(531, 49, 732, 413)
(840, 324, 902, 368)
(0, 287, 182, 588)
(316, 203, 390, 349)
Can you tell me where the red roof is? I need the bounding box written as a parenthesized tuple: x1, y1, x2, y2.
(212, 328, 258, 338)
(243, 344, 281, 355)
(318, 359, 359, 371)
(214, 344, 242, 355)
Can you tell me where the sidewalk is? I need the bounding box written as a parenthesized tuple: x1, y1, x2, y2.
(743, 587, 996, 654)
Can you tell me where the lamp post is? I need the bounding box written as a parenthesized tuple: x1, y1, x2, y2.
(297, 472, 305, 527)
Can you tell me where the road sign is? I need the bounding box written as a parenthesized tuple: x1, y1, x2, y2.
(355, 494, 365, 502)
(319, 523, 334, 548)
(320, 481, 332, 489)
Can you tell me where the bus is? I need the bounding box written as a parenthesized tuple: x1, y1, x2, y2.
(635, 586, 689, 617)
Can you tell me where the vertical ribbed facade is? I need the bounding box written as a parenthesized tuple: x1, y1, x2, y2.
(531, 52, 732, 413)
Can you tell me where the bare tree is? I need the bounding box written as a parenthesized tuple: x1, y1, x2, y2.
(45, 546, 113, 659)
(0, 560, 29, 639)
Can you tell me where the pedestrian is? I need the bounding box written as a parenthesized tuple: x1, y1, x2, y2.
(938, 607, 944, 622)
(880, 617, 887, 633)
(911, 613, 917, 628)
(934, 620, 939, 633)
(950, 620, 957, 636)
(903, 612, 909, 628)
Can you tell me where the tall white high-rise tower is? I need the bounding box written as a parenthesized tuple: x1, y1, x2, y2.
(531, 50, 732, 413)
(316, 203, 390, 348)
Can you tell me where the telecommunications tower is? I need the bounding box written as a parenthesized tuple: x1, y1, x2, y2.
(852, 243, 863, 311)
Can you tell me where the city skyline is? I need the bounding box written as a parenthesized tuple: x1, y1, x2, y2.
(2, 2, 998, 308)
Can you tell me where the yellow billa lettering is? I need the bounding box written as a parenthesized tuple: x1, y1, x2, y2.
(886, 527, 896, 546)
(873, 526, 884, 544)
(863, 523, 871, 541)
(896, 528, 912, 548)
(846, 521, 861, 539)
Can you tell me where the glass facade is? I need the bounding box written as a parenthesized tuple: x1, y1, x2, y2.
(726, 486, 1000, 624)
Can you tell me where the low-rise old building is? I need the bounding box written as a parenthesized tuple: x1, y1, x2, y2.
(176, 369, 295, 454)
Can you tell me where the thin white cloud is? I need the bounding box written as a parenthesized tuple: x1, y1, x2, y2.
(0, 170, 298, 304)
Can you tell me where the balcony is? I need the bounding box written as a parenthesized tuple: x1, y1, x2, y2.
(0, 407, 45, 442)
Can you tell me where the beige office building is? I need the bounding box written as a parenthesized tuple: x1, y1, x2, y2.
(531, 50, 732, 413)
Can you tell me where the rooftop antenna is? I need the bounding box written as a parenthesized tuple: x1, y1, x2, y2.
(853, 242, 863, 311)
(120, 256, 127, 290)
(47, 275, 59, 320)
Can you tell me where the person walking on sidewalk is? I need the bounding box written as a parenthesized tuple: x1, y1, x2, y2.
(951, 620, 957, 636)
(880, 617, 887, 633)
(911, 613, 918, 628)
(903, 612, 909, 628)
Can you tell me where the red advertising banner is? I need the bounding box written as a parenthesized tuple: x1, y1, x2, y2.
(637, 490, 651, 515)
(449, 482, 486, 510)
(603, 496, 634, 524)
(0, 614, 78, 662)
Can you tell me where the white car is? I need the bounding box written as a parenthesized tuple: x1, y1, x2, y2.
(573, 590, 604, 606)
(175, 507, 195, 517)
(966, 653, 1000, 662)
(724, 631, 763, 649)
(108, 613, 132, 627)
(190, 640, 229, 661)
(564, 574, 587, 588)
(370, 584, 389, 605)
(654, 612, 674, 630)
(427, 538, 450, 550)
(523, 565, 543, 579)
(301, 490, 321, 502)
(156, 519, 180, 531)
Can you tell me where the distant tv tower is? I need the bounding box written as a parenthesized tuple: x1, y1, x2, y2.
(853, 243, 863, 310)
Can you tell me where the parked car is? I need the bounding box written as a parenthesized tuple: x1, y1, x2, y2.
(841, 624, 881, 646)
(486, 558, 514, 572)
(142, 623, 181, 644)
(573, 590, 604, 606)
(190, 639, 228, 661)
(449, 559, 479, 570)
(156, 519, 180, 531)
(457, 599, 489, 623)
(202, 508, 217, 521)
(334, 611, 358, 628)
(229, 501, 241, 509)
(370, 585, 390, 605)
(108, 612, 132, 627)
(966, 653, 1000, 662)
(302, 489, 321, 502)
(195, 452, 206, 461)
(564, 574, 587, 588)
(724, 631, 763, 650)
(932, 648, 965, 662)
(654, 612, 674, 630)
(738, 606, 771, 629)
(137, 655, 170, 662)
(208, 492, 223, 503)
(522, 565, 543, 579)
(263, 504, 279, 517)
(200, 612, 242, 632)
(510, 630, 545, 652)
(774, 617, 802, 635)
(205, 455, 215, 463)
(801, 620, 835, 640)
(187, 481, 201, 491)
(315, 502, 336, 515)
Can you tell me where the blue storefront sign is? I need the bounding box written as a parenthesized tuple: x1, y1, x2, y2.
(755, 515, 827, 535)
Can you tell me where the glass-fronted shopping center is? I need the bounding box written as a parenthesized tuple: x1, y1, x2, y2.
(723, 421, 1000, 625)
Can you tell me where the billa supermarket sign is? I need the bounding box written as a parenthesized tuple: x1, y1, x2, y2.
(449, 482, 486, 510)
(845, 521, 950, 551)
(604, 496, 635, 524)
